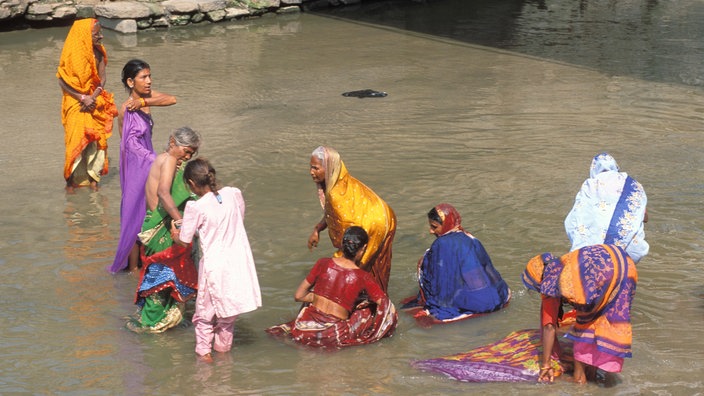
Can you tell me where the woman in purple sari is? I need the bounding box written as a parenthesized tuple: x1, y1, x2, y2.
(108, 59, 176, 273)
(403, 203, 510, 322)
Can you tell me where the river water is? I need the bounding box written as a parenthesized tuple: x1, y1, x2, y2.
(0, 0, 702, 394)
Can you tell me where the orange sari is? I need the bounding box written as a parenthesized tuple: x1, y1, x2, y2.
(315, 147, 396, 292)
(57, 18, 117, 186)
(523, 245, 637, 364)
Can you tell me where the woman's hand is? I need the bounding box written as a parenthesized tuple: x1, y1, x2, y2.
(538, 366, 554, 383)
(125, 96, 145, 112)
(79, 94, 97, 112)
(307, 229, 319, 251)
(170, 219, 185, 246)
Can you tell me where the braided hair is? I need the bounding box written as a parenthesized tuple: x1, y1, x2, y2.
(183, 158, 220, 203)
(341, 226, 369, 261)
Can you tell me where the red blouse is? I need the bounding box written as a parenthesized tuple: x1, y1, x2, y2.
(541, 295, 561, 327)
(306, 258, 386, 312)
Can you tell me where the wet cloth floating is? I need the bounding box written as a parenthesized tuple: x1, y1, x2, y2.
(342, 89, 388, 98)
(412, 312, 576, 382)
(412, 328, 572, 382)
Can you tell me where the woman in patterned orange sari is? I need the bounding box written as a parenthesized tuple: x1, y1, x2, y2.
(522, 244, 638, 384)
(307, 146, 397, 292)
(57, 18, 117, 192)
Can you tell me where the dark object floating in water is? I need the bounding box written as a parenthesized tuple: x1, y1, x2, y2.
(342, 89, 388, 98)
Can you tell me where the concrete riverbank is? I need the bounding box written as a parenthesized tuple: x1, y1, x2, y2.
(0, 0, 369, 32)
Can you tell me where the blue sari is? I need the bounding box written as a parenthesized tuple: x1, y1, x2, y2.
(419, 231, 510, 320)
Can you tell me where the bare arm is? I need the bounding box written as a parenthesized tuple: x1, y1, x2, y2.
(126, 90, 177, 112)
(538, 296, 560, 383)
(307, 216, 327, 251)
(96, 54, 106, 89)
(146, 90, 177, 106)
(294, 279, 314, 304)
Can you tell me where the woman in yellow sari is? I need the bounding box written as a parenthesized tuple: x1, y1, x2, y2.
(307, 146, 396, 292)
(57, 18, 117, 192)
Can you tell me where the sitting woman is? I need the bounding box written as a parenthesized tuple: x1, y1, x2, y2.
(402, 203, 510, 323)
(523, 244, 638, 384)
(266, 226, 397, 348)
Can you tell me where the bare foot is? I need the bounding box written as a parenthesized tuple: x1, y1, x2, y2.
(572, 360, 588, 384)
(196, 353, 213, 363)
(90, 181, 99, 191)
(65, 184, 76, 194)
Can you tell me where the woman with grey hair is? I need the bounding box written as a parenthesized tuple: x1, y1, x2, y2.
(307, 146, 396, 292)
(127, 127, 201, 333)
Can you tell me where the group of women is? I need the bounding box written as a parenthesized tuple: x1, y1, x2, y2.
(58, 18, 648, 384)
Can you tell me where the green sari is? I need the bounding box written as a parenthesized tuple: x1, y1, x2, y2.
(127, 168, 199, 333)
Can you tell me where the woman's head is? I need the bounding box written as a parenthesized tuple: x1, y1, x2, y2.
(90, 20, 103, 47)
(167, 126, 201, 166)
(309, 146, 342, 190)
(427, 203, 463, 236)
(589, 152, 619, 178)
(184, 158, 218, 196)
(521, 252, 555, 292)
(341, 226, 369, 261)
(121, 59, 151, 93)
(310, 146, 326, 184)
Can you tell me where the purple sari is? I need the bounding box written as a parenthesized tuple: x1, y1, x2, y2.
(108, 110, 155, 273)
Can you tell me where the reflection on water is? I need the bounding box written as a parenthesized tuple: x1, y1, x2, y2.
(0, 0, 703, 394)
(317, 0, 704, 88)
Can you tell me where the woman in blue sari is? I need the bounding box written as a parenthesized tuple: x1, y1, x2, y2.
(564, 153, 649, 263)
(403, 203, 510, 322)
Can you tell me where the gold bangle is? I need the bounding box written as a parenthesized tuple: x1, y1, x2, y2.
(139, 97, 146, 107)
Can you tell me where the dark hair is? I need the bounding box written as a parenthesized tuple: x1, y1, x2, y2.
(121, 59, 150, 91)
(341, 226, 369, 260)
(427, 207, 442, 224)
(183, 158, 218, 198)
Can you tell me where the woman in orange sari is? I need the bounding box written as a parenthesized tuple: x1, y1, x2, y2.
(522, 244, 638, 384)
(307, 146, 396, 292)
(57, 18, 117, 192)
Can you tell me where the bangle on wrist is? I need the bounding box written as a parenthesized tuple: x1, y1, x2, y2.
(80, 94, 86, 102)
(139, 97, 146, 107)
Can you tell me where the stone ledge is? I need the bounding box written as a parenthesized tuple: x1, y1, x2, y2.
(0, 0, 376, 32)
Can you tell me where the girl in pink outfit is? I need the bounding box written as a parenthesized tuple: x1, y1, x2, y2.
(173, 158, 262, 362)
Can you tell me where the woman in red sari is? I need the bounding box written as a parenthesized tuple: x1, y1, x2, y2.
(267, 226, 397, 348)
(522, 244, 638, 384)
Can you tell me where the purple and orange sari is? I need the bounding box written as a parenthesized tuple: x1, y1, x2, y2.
(523, 244, 638, 369)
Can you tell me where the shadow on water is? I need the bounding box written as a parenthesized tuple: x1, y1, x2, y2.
(312, 0, 704, 89)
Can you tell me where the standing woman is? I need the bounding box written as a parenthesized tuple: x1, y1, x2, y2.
(564, 152, 649, 263)
(173, 158, 262, 361)
(522, 244, 638, 384)
(57, 18, 117, 193)
(108, 59, 176, 273)
(307, 146, 397, 292)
